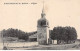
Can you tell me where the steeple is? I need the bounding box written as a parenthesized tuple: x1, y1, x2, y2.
(37, 0, 49, 45)
(41, 0, 46, 18)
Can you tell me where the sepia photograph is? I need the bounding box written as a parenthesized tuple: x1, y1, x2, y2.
(0, 0, 80, 50)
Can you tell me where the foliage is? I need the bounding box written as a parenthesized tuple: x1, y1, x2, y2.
(50, 26, 77, 44)
(1, 28, 29, 41)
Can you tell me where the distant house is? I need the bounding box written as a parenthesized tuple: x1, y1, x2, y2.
(29, 33, 37, 42)
(75, 39, 80, 43)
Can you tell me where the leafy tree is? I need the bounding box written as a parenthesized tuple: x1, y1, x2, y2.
(50, 26, 77, 44)
(1, 28, 29, 41)
(64, 26, 77, 43)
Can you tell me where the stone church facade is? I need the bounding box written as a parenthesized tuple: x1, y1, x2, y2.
(29, 8, 52, 45)
(37, 8, 49, 45)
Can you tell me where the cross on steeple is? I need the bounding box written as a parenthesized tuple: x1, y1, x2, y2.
(42, 0, 44, 12)
(41, 0, 46, 18)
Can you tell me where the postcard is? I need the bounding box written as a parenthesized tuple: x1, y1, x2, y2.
(0, 0, 80, 50)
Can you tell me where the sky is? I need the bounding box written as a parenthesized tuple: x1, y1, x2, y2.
(0, 0, 80, 39)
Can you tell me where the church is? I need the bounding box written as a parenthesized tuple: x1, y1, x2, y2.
(29, 7, 52, 45)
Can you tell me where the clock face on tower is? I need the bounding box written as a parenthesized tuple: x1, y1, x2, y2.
(38, 33, 44, 39)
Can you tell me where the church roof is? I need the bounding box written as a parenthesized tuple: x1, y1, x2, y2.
(29, 33, 37, 38)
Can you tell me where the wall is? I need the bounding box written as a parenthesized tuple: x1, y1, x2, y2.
(4, 42, 38, 47)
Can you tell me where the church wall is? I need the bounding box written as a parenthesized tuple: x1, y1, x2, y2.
(46, 27, 49, 44)
(37, 27, 49, 45)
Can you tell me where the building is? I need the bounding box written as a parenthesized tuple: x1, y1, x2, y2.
(29, 7, 51, 45)
(37, 8, 50, 45)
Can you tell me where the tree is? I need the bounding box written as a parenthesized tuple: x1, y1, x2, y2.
(1, 28, 29, 41)
(65, 26, 77, 43)
(50, 26, 77, 44)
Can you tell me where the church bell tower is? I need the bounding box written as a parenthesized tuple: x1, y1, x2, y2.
(37, 2, 49, 45)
